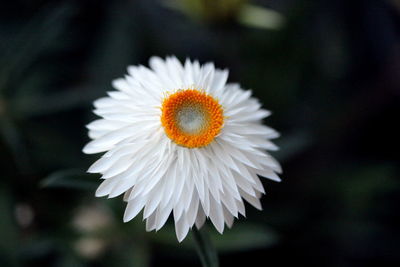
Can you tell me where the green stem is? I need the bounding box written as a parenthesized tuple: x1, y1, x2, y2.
(192, 227, 219, 267)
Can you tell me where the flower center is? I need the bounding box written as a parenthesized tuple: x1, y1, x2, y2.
(161, 89, 224, 148)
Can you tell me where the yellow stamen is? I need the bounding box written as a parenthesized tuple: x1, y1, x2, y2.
(161, 89, 224, 148)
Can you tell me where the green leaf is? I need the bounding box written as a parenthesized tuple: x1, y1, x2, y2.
(40, 169, 98, 190)
(12, 86, 100, 118)
(274, 131, 313, 162)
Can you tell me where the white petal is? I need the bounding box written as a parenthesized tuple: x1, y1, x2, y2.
(256, 168, 281, 182)
(220, 190, 239, 217)
(95, 178, 118, 197)
(222, 205, 234, 228)
(208, 194, 225, 234)
(236, 198, 246, 217)
(155, 203, 173, 231)
(185, 190, 199, 228)
(209, 69, 228, 97)
(240, 188, 262, 210)
(123, 197, 147, 222)
(143, 183, 164, 219)
(195, 205, 206, 229)
(146, 212, 157, 231)
(123, 188, 132, 202)
(175, 215, 190, 242)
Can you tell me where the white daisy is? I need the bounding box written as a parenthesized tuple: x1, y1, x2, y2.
(83, 56, 282, 242)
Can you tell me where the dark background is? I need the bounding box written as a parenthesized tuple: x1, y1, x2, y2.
(1, 0, 399, 266)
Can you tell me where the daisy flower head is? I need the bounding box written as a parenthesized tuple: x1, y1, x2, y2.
(83, 56, 282, 242)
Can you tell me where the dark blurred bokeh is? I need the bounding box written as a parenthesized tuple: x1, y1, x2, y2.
(1, 0, 399, 266)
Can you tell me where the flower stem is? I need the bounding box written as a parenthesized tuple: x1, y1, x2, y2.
(192, 227, 219, 267)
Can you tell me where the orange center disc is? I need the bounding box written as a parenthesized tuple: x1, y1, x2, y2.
(161, 89, 224, 148)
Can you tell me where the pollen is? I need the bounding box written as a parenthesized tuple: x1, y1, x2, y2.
(161, 89, 224, 148)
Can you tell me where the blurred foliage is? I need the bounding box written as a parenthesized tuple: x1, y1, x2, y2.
(165, 0, 284, 29)
(0, 0, 399, 266)
(164, 0, 246, 23)
(40, 169, 98, 190)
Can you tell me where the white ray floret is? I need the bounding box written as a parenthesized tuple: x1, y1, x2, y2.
(83, 56, 281, 242)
